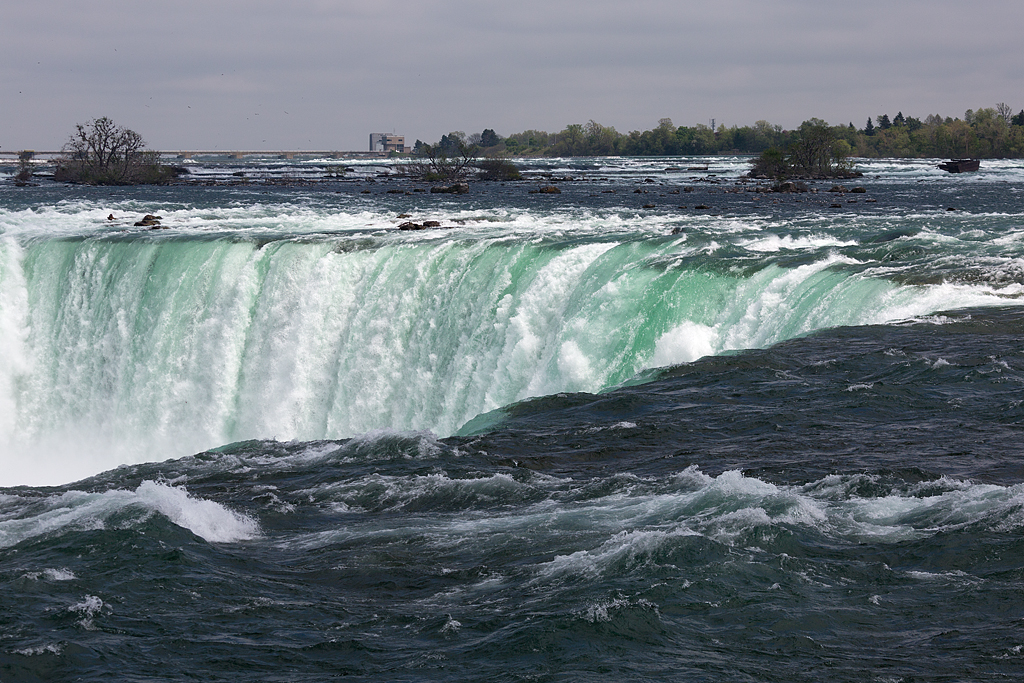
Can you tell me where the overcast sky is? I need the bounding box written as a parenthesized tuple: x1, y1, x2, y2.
(2, 0, 1022, 151)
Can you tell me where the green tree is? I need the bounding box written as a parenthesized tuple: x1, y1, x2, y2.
(748, 148, 787, 177)
(753, 120, 784, 149)
(943, 119, 975, 157)
(551, 123, 586, 156)
(584, 120, 618, 155)
(785, 119, 854, 177)
(480, 129, 500, 147)
(438, 132, 468, 156)
(970, 107, 1009, 157)
(874, 126, 913, 157)
(690, 124, 716, 154)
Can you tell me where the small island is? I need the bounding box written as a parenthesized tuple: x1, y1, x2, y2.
(52, 117, 183, 185)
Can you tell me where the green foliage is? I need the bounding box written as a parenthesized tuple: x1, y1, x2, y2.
(749, 148, 788, 178)
(421, 102, 1024, 160)
(502, 129, 552, 155)
(584, 120, 619, 155)
(786, 120, 855, 177)
(550, 123, 586, 156)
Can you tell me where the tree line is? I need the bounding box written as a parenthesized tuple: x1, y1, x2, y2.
(416, 104, 1024, 159)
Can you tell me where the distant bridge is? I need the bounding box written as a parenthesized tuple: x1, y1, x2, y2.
(0, 150, 390, 161)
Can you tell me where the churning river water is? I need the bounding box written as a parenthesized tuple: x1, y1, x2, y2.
(2, 155, 1024, 681)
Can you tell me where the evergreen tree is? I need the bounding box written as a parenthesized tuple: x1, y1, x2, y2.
(864, 117, 875, 136)
(480, 129, 500, 147)
(878, 114, 892, 130)
(893, 111, 906, 126)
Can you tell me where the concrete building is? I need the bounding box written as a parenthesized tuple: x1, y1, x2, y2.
(369, 133, 405, 153)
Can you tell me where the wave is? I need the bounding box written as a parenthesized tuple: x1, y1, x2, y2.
(0, 480, 259, 547)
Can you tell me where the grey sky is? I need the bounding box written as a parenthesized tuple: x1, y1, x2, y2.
(2, 0, 1022, 151)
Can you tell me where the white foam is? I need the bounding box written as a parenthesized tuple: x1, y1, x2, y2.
(135, 481, 260, 542)
(440, 616, 462, 635)
(579, 597, 659, 623)
(0, 482, 259, 547)
(23, 568, 77, 581)
(13, 644, 63, 656)
(739, 233, 858, 253)
(68, 594, 105, 629)
(526, 470, 1021, 580)
(649, 320, 719, 367)
(541, 527, 701, 580)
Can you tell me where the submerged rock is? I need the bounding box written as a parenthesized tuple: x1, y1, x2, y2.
(398, 219, 444, 230)
(430, 183, 469, 194)
(774, 181, 809, 193)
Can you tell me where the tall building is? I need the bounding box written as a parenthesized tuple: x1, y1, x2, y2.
(369, 133, 405, 153)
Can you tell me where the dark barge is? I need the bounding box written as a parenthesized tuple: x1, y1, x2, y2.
(938, 158, 980, 173)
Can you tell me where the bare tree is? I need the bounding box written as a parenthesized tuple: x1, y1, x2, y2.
(14, 151, 34, 184)
(996, 102, 1013, 125)
(411, 136, 479, 181)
